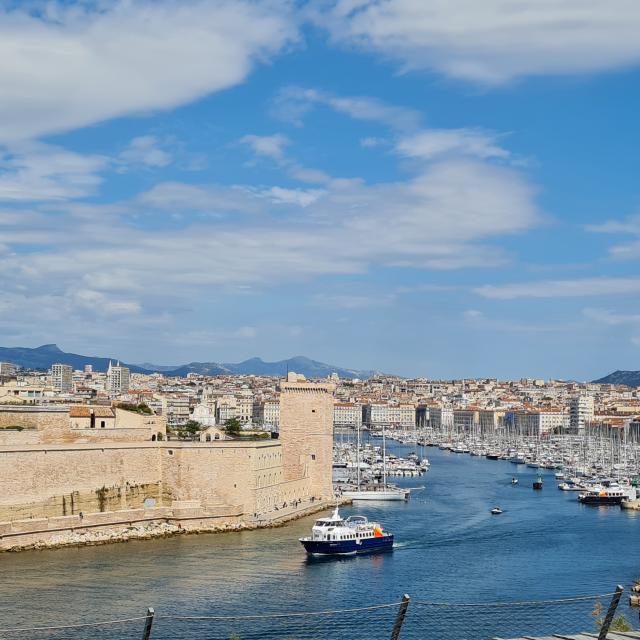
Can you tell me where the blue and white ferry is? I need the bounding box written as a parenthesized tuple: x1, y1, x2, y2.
(299, 506, 394, 556)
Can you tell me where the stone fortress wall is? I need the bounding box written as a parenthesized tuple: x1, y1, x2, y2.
(0, 374, 336, 551)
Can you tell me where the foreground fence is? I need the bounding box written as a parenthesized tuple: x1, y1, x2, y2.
(0, 586, 632, 640)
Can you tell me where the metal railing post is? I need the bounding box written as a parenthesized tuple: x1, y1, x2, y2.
(142, 607, 155, 640)
(598, 586, 624, 640)
(390, 594, 411, 640)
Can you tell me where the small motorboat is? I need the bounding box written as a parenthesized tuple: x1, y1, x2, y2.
(511, 478, 519, 485)
(490, 507, 503, 515)
(533, 476, 544, 490)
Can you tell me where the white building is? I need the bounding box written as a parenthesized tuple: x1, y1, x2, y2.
(50, 363, 73, 393)
(191, 403, 217, 427)
(429, 406, 454, 430)
(106, 361, 130, 396)
(363, 403, 415, 428)
(569, 395, 594, 433)
(514, 410, 566, 436)
(252, 400, 280, 428)
(160, 394, 190, 426)
(333, 402, 362, 428)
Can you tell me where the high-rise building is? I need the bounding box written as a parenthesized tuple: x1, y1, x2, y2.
(0, 362, 16, 378)
(569, 395, 594, 433)
(106, 361, 130, 395)
(50, 363, 73, 392)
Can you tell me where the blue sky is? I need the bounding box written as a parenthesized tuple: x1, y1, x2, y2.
(2, 1, 640, 380)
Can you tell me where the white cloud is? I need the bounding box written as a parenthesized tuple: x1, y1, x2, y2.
(587, 215, 640, 235)
(587, 214, 640, 261)
(117, 136, 173, 169)
(310, 293, 396, 309)
(475, 277, 640, 299)
(0, 156, 540, 320)
(137, 181, 262, 214)
(463, 309, 485, 321)
(74, 289, 142, 316)
(318, 0, 640, 84)
(396, 129, 510, 161)
(0, 142, 108, 201)
(240, 134, 290, 162)
(360, 137, 387, 148)
(0, 1, 297, 143)
(583, 307, 640, 326)
(273, 86, 421, 131)
(239, 131, 332, 186)
(262, 186, 325, 207)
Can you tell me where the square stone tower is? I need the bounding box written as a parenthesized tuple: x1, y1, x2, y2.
(278, 373, 335, 500)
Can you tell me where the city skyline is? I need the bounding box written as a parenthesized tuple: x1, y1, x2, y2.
(2, 2, 640, 379)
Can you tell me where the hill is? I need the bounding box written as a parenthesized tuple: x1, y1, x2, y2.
(0, 345, 378, 379)
(0, 344, 151, 373)
(164, 356, 377, 379)
(593, 370, 640, 387)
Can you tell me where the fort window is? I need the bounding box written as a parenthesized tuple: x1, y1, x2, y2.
(100, 421, 106, 428)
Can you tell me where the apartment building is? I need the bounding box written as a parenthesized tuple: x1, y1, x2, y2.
(362, 402, 415, 428)
(50, 363, 73, 393)
(106, 361, 130, 395)
(252, 399, 280, 427)
(333, 402, 362, 428)
(569, 395, 594, 433)
(160, 394, 190, 426)
(512, 410, 566, 436)
(0, 362, 16, 378)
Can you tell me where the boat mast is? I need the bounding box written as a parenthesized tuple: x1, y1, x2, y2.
(383, 424, 387, 490)
(356, 421, 361, 490)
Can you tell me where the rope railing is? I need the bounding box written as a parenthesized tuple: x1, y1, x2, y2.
(160, 601, 403, 621)
(412, 591, 620, 608)
(0, 614, 152, 634)
(0, 587, 630, 640)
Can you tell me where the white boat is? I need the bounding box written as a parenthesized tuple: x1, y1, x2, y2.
(558, 481, 583, 491)
(490, 507, 503, 514)
(344, 423, 410, 501)
(342, 487, 409, 501)
(299, 507, 394, 555)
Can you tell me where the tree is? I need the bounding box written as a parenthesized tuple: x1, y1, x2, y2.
(183, 420, 202, 438)
(224, 417, 242, 437)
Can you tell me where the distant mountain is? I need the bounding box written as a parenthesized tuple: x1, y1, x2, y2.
(0, 345, 378, 379)
(593, 370, 640, 387)
(163, 356, 378, 380)
(0, 344, 151, 373)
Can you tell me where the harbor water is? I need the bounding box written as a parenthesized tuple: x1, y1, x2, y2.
(2, 443, 640, 638)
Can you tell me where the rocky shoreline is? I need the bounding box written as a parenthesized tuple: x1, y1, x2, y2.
(2, 501, 340, 553)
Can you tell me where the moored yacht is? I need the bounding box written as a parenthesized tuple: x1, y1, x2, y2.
(578, 483, 636, 505)
(342, 485, 409, 501)
(299, 507, 394, 555)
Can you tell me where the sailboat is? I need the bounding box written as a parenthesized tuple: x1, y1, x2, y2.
(342, 424, 409, 501)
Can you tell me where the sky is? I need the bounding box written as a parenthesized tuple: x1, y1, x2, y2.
(1, 0, 640, 380)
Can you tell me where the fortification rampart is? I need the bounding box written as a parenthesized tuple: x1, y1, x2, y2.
(0, 376, 336, 551)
